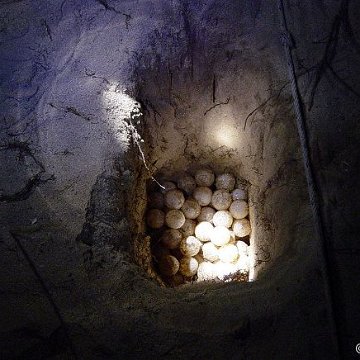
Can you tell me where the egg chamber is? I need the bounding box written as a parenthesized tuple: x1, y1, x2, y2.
(143, 168, 252, 287)
(127, 63, 314, 289)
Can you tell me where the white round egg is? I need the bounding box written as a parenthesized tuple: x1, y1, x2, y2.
(195, 169, 215, 187)
(193, 187, 212, 206)
(232, 188, 247, 201)
(213, 210, 233, 228)
(232, 219, 251, 237)
(146, 209, 165, 229)
(181, 198, 201, 219)
(195, 221, 214, 242)
(201, 242, 219, 262)
(177, 174, 196, 195)
(197, 262, 217, 281)
(236, 254, 250, 272)
(164, 189, 185, 210)
(210, 226, 231, 246)
(158, 255, 180, 276)
(229, 200, 249, 219)
(214, 261, 238, 280)
(180, 236, 202, 257)
(197, 207, 216, 223)
(236, 240, 248, 255)
(179, 257, 199, 277)
(160, 229, 182, 249)
(215, 173, 236, 191)
(218, 244, 239, 263)
(211, 189, 232, 210)
(165, 209, 186, 229)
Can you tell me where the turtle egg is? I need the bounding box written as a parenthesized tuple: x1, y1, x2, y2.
(180, 219, 196, 237)
(179, 257, 199, 277)
(164, 189, 185, 210)
(215, 173, 236, 191)
(195, 169, 215, 187)
(195, 221, 214, 242)
(148, 192, 164, 209)
(146, 209, 165, 229)
(158, 255, 179, 276)
(236, 240, 248, 255)
(161, 181, 177, 193)
(165, 209, 186, 229)
(232, 219, 251, 237)
(180, 236, 202, 256)
(213, 210, 233, 228)
(232, 188, 247, 201)
(160, 229, 182, 249)
(218, 244, 239, 263)
(193, 187, 212, 206)
(236, 254, 250, 272)
(197, 207, 216, 223)
(197, 262, 217, 281)
(201, 242, 219, 262)
(177, 174, 196, 195)
(214, 261, 238, 280)
(211, 189, 232, 210)
(181, 198, 201, 219)
(210, 226, 231, 246)
(229, 200, 249, 219)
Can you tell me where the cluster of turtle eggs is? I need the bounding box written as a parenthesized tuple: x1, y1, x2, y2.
(146, 169, 251, 286)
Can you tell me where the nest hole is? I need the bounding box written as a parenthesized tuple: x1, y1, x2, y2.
(132, 160, 256, 287)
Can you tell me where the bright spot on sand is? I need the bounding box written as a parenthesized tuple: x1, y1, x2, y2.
(102, 84, 141, 149)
